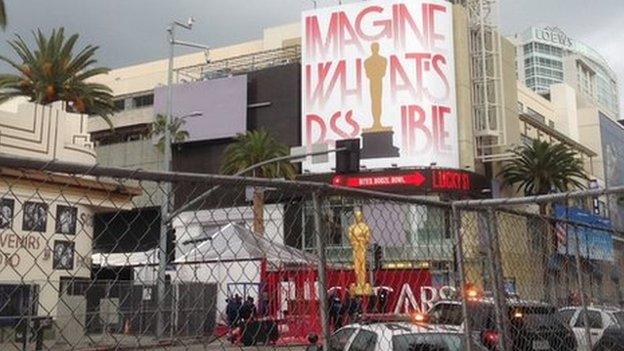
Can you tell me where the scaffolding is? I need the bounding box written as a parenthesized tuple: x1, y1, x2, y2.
(174, 45, 301, 83)
(461, 0, 511, 162)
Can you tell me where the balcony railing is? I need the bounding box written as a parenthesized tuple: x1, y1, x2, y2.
(323, 241, 455, 264)
(175, 45, 301, 82)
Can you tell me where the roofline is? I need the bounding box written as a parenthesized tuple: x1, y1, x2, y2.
(0, 167, 142, 197)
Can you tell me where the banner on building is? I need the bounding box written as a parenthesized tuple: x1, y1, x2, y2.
(555, 205, 614, 262)
(301, 0, 458, 173)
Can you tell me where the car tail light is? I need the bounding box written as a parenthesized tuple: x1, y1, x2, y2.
(481, 330, 500, 349)
(412, 312, 428, 324)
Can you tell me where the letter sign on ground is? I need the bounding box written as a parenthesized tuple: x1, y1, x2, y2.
(302, 0, 458, 173)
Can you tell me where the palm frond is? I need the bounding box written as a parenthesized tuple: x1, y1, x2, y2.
(221, 129, 296, 179)
(499, 139, 588, 196)
(0, 27, 113, 125)
(0, 0, 6, 30)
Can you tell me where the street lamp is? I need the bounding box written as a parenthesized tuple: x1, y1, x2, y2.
(157, 18, 210, 340)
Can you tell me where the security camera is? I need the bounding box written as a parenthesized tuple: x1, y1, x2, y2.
(187, 17, 195, 28)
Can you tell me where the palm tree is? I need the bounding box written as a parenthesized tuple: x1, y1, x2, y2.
(499, 139, 587, 302)
(0, 0, 6, 30)
(150, 114, 190, 152)
(221, 129, 296, 236)
(0, 28, 114, 125)
(499, 139, 587, 197)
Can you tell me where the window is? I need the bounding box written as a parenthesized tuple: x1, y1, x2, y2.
(59, 277, 91, 297)
(132, 94, 154, 108)
(548, 120, 555, 128)
(329, 328, 356, 351)
(526, 108, 546, 123)
(0, 284, 39, 319)
(349, 330, 377, 351)
(557, 309, 576, 326)
(429, 303, 464, 326)
(113, 99, 125, 111)
(575, 310, 603, 329)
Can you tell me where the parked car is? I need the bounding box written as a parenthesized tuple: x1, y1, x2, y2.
(428, 299, 576, 350)
(592, 325, 624, 351)
(327, 319, 488, 351)
(558, 306, 624, 350)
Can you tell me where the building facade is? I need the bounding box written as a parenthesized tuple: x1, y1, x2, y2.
(0, 101, 138, 340)
(84, 2, 622, 307)
(511, 25, 619, 119)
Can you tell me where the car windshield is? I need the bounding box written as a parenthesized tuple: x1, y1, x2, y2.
(392, 333, 464, 351)
(509, 305, 561, 327)
(428, 304, 464, 326)
(428, 303, 493, 327)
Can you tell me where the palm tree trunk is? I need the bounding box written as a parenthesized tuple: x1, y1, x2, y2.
(252, 187, 265, 236)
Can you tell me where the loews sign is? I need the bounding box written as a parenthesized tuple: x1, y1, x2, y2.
(533, 26, 572, 48)
(301, 0, 458, 173)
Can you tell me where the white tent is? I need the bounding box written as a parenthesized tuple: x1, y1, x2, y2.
(175, 223, 316, 267)
(174, 223, 317, 320)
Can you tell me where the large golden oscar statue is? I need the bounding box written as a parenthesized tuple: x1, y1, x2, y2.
(348, 210, 373, 296)
(359, 42, 399, 159)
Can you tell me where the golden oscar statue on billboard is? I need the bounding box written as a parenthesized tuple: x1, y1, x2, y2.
(349, 210, 373, 296)
(360, 42, 399, 159)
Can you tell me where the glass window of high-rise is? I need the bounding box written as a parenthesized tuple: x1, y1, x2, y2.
(514, 26, 619, 118)
(523, 43, 564, 94)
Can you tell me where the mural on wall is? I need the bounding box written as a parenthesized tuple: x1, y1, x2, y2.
(22, 202, 48, 232)
(599, 114, 624, 231)
(55, 205, 77, 235)
(0, 198, 14, 229)
(53, 240, 75, 270)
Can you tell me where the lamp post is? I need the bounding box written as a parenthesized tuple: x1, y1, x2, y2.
(156, 18, 210, 340)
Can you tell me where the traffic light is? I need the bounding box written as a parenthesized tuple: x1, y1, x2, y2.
(372, 244, 383, 271)
(335, 138, 360, 174)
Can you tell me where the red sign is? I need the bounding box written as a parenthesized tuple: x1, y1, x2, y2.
(431, 170, 470, 191)
(331, 169, 478, 193)
(332, 172, 425, 188)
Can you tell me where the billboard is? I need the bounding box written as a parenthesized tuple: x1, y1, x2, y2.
(555, 205, 614, 262)
(599, 113, 624, 231)
(301, 0, 458, 173)
(153, 75, 247, 143)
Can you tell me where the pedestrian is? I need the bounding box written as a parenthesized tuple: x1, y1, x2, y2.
(328, 292, 342, 330)
(239, 296, 256, 322)
(378, 288, 389, 313)
(258, 291, 270, 317)
(226, 297, 238, 328)
(305, 333, 322, 351)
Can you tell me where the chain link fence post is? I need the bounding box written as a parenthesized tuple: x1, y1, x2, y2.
(312, 191, 330, 349)
(451, 204, 472, 351)
(156, 183, 170, 340)
(572, 219, 593, 350)
(484, 208, 512, 351)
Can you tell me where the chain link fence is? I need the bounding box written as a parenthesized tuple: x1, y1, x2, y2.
(0, 154, 622, 350)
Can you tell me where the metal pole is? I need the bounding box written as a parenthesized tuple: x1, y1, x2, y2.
(484, 209, 511, 351)
(156, 22, 175, 340)
(572, 223, 593, 350)
(312, 192, 330, 349)
(451, 205, 472, 351)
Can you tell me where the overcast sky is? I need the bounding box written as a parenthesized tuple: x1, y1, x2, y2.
(1, 0, 623, 111)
